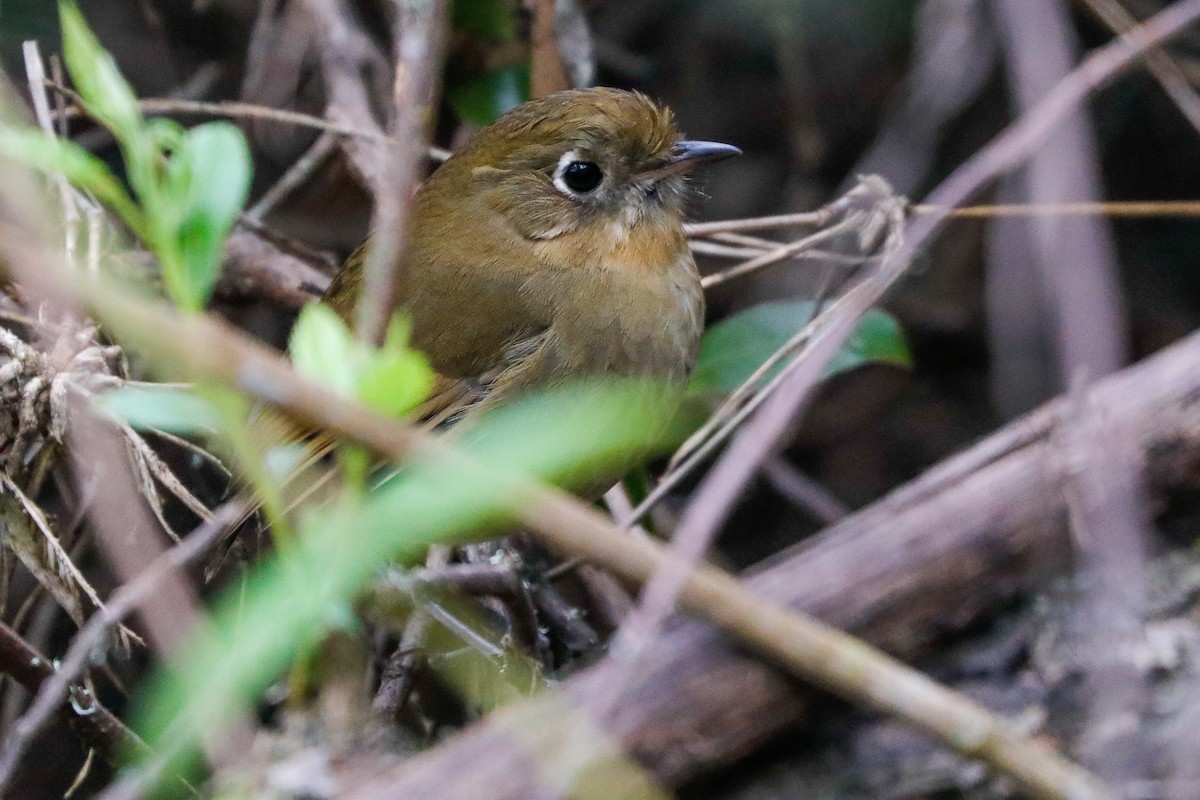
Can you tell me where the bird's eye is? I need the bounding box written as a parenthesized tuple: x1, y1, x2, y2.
(561, 160, 603, 193)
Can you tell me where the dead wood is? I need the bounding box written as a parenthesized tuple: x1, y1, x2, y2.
(336, 326, 1200, 799)
(217, 230, 331, 307)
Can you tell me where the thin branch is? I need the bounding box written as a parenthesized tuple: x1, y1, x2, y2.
(373, 545, 451, 720)
(689, 200, 1200, 247)
(698, 208, 873, 290)
(355, 0, 450, 345)
(45, 81, 453, 161)
(528, 0, 573, 97)
(1079, 0, 1200, 134)
(916, 199, 1200, 217)
(244, 131, 340, 222)
(683, 208, 832, 236)
(761, 457, 850, 524)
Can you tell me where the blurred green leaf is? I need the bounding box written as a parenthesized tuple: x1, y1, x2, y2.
(58, 0, 158, 200)
(59, 2, 141, 139)
(357, 317, 434, 418)
(169, 122, 252, 310)
(688, 300, 912, 397)
(95, 385, 220, 435)
(447, 64, 530, 127)
(289, 303, 363, 397)
(131, 380, 680, 779)
(0, 127, 145, 236)
(452, 0, 517, 43)
(289, 306, 435, 419)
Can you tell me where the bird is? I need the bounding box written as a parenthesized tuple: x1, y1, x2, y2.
(323, 87, 740, 422)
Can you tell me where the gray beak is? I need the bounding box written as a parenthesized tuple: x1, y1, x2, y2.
(639, 139, 742, 182)
(670, 140, 743, 167)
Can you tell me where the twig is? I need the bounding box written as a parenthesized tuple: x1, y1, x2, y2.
(683, 208, 831, 236)
(218, 230, 331, 307)
(995, 0, 1126, 382)
(23, 42, 82, 268)
(630, 277, 861, 525)
(373, 545, 452, 720)
(1079, 0, 1200, 134)
(413, 563, 524, 596)
(355, 0, 450, 345)
(915, 199, 1200, 217)
(761, 456, 849, 524)
(45, 81, 453, 162)
(0, 623, 183, 795)
(698, 212, 866, 289)
(0, 505, 240, 794)
(528, 0, 573, 97)
(234, 217, 339, 272)
(690, 199, 1200, 245)
(397, 560, 549, 655)
(528, 580, 599, 654)
(244, 131, 340, 222)
(304, 0, 392, 195)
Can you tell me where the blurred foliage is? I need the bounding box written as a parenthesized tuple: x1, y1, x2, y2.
(446, 0, 530, 126)
(130, 381, 680, 786)
(453, 0, 519, 43)
(97, 384, 222, 435)
(447, 63, 531, 127)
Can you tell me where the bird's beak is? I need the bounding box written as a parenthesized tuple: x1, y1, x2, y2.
(639, 140, 742, 182)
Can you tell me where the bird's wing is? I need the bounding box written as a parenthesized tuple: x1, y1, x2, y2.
(415, 326, 551, 429)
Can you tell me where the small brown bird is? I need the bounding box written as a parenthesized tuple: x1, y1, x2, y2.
(324, 87, 740, 419)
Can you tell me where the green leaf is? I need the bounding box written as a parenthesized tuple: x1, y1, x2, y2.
(288, 304, 364, 397)
(95, 385, 220, 436)
(452, 0, 517, 43)
(828, 304, 913, 376)
(357, 317, 434, 418)
(447, 65, 530, 127)
(290, 309, 434, 419)
(688, 300, 912, 397)
(59, 2, 142, 141)
(0, 127, 146, 237)
(167, 122, 252, 310)
(58, 0, 161, 203)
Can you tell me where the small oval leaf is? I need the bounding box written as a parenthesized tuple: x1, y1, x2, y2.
(688, 300, 912, 397)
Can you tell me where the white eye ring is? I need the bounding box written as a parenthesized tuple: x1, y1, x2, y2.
(552, 150, 604, 197)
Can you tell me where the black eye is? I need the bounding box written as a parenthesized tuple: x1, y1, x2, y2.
(561, 160, 603, 193)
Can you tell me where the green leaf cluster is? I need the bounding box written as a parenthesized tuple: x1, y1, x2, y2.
(0, 2, 251, 311)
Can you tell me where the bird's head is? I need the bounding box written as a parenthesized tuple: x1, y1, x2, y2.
(430, 87, 740, 242)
